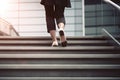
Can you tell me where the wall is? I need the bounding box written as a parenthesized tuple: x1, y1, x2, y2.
(85, 0, 120, 36)
(0, 0, 84, 36)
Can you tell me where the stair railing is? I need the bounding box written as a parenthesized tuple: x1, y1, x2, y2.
(101, 0, 120, 47)
(104, 0, 120, 11)
(0, 18, 19, 36)
(102, 28, 120, 47)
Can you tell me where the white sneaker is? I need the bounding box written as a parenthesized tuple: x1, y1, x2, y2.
(52, 41, 58, 47)
(59, 29, 67, 47)
(59, 27, 64, 31)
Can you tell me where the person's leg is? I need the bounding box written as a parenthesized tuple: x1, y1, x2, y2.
(50, 30, 58, 46)
(44, 5, 58, 46)
(55, 6, 67, 47)
(55, 6, 66, 29)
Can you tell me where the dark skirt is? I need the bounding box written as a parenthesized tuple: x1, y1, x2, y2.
(40, 0, 71, 8)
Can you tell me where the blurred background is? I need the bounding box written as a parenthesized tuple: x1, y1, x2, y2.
(0, 0, 119, 36)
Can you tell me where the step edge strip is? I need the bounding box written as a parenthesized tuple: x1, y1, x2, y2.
(0, 64, 120, 69)
(0, 54, 120, 58)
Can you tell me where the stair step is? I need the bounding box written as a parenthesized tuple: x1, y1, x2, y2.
(0, 36, 105, 40)
(0, 36, 119, 78)
(0, 77, 120, 80)
(0, 40, 109, 46)
(0, 46, 116, 51)
(0, 64, 119, 69)
(0, 50, 119, 54)
(0, 54, 120, 59)
(0, 58, 120, 64)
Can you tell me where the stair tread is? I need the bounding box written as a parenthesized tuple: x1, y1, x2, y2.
(0, 36, 105, 40)
(0, 46, 116, 51)
(0, 40, 108, 44)
(0, 54, 120, 58)
(0, 77, 120, 80)
(0, 64, 120, 69)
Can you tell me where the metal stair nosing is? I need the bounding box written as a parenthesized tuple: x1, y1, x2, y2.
(0, 54, 120, 59)
(0, 64, 120, 69)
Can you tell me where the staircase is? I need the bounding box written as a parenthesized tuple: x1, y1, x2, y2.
(0, 36, 120, 80)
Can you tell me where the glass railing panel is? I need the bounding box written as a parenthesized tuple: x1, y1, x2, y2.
(85, 0, 120, 37)
(102, 0, 120, 45)
(102, 28, 120, 47)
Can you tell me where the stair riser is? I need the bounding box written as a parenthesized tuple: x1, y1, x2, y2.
(0, 59, 120, 64)
(0, 51, 119, 54)
(0, 36, 106, 40)
(0, 43, 110, 46)
(0, 40, 110, 46)
(0, 69, 120, 77)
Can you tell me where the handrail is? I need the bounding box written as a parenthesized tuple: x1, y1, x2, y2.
(102, 0, 120, 47)
(104, 0, 120, 10)
(0, 18, 19, 36)
(102, 28, 120, 46)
